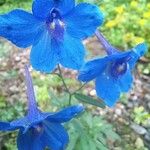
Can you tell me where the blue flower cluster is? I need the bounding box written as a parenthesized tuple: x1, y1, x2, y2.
(78, 31, 147, 107)
(0, 66, 84, 150)
(0, 0, 148, 149)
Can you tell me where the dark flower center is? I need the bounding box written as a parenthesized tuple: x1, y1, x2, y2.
(110, 61, 127, 78)
(51, 8, 62, 20)
(47, 8, 65, 40)
(32, 124, 44, 136)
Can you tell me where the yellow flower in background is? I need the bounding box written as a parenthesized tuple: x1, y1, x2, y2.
(134, 37, 145, 45)
(116, 14, 125, 23)
(143, 11, 150, 18)
(115, 5, 124, 14)
(130, 1, 138, 8)
(124, 34, 145, 45)
(123, 33, 134, 42)
(138, 19, 147, 26)
(147, 3, 150, 9)
(105, 20, 117, 28)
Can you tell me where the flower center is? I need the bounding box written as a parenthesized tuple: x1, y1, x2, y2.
(47, 8, 65, 40)
(32, 124, 44, 135)
(110, 61, 127, 78)
(35, 126, 43, 133)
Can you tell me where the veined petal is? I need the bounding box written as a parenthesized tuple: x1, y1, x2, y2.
(32, 0, 75, 19)
(32, 0, 54, 20)
(42, 122, 69, 150)
(129, 43, 148, 69)
(17, 129, 43, 150)
(118, 68, 133, 92)
(0, 9, 43, 48)
(57, 0, 75, 16)
(78, 58, 108, 82)
(47, 105, 84, 123)
(10, 113, 54, 133)
(30, 30, 58, 73)
(64, 3, 104, 39)
(59, 33, 85, 70)
(96, 73, 120, 107)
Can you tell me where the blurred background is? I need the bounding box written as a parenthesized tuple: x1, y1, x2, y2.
(0, 0, 150, 149)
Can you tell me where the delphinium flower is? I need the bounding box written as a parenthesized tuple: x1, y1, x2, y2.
(0, 0, 104, 73)
(0, 65, 84, 150)
(78, 30, 147, 107)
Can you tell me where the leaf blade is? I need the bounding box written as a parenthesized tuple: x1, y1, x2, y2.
(74, 93, 106, 108)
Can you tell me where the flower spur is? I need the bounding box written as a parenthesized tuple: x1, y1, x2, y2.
(0, 65, 84, 150)
(78, 30, 147, 107)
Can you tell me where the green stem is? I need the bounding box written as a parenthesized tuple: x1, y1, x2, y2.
(57, 65, 70, 93)
(68, 94, 72, 106)
(57, 65, 72, 105)
(56, 65, 87, 105)
(72, 83, 87, 95)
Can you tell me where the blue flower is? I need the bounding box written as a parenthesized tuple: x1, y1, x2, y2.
(78, 31, 147, 107)
(0, 66, 84, 150)
(0, 0, 104, 73)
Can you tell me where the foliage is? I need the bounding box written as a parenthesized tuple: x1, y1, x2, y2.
(138, 63, 150, 75)
(0, 96, 24, 150)
(0, 0, 31, 13)
(131, 106, 150, 125)
(99, 0, 150, 59)
(67, 111, 120, 150)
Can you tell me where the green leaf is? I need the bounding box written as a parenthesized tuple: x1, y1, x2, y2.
(74, 93, 106, 108)
(96, 141, 108, 150)
(79, 135, 90, 150)
(87, 137, 97, 150)
(67, 132, 79, 150)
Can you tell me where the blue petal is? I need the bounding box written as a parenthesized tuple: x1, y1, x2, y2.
(0, 121, 20, 131)
(41, 122, 69, 150)
(107, 51, 132, 61)
(59, 33, 85, 70)
(10, 117, 29, 131)
(32, 0, 54, 20)
(118, 68, 133, 92)
(0, 9, 43, 48)
(47, 105, 84, 123)
(129, 43, 148, 69)
(30, 30, 58, 73)
(133, 43, 148, 57)
(78, 58, 108, 82)
(17, 122, 69, 150)
(64, 3, 104, 39)
(95, 73, 120, 107)
(17, 129, 43, 150)
(32, 0, 75, 19)
(10, 112, 53, 133)
(78, 51, 132, 82)
(57, 0, 75, 16)
(0, 122, 11, 131)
